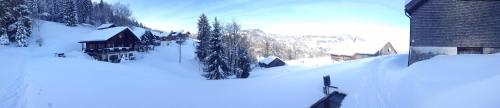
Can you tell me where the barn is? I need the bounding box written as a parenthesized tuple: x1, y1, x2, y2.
(259, 56, 286, 68)
(78, 27, 140, 63)
(406, 0, 500, 65)
(375, 42, 397, 56)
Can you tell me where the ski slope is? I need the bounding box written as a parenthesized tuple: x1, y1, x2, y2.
(1, 20, 500, 108)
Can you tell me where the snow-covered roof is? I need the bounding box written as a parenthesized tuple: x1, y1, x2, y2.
(152, 31, 163, 36)
(97, 23, 115, 30)
(157, 32, 170, 36)
(81, 27, 130, 42)
(171, 32, 180, 36)
(259, 56, 279, 65)
(130, 27, 147, 39)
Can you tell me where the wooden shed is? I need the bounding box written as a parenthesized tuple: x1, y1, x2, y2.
(259, 56, 286, 68)
(406, 0, 500, 65)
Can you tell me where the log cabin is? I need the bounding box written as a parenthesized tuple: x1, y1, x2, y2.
(78, 27, 140, 63)
(259, 56, 286, 68)
(406, 0, 500, 65)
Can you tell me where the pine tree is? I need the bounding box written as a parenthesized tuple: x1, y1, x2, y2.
(76, 0, 92, 24)
(62, 0, 76, 26)
(0, 0, 7, 34)
(53, 0, 64, 22)
(10, 0, 32, 46)
(196, 14, 211, 62)
(0, 28, 8, 45)
(0, 0, 7, 41)
(140, 30, 154, 51)
(236, 48, 251, 78)
(15, 17, 28, 47)
(2, 0, 17, 42)
(204, 18, 228, 80)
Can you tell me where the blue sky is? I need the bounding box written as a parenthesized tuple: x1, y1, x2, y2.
(94, 0, 410, 50)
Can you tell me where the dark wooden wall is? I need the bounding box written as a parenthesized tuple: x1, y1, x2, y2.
(410, 0, 500, 47)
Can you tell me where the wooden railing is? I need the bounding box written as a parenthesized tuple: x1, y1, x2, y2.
(84, 47, 134, 53)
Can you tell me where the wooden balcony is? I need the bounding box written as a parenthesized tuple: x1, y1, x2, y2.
(84, 47, 134, 54)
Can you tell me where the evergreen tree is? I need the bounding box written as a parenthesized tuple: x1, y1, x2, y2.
(196, 13, 211, 62)
(236, 48, 251, 78)
(204, 18, 228, 80)
(10, 0, 32, 46)
(62, 0, 76, 26)
(2, 0, 18, 42)
(15, 17, 28, 47)
(26, 0, 38, 18)
(53, 0, 64, 22)
(0, 0, 7, 33)
(140, 30, 154, 51)
(0, 28, 8, 45)
(141, 30, 154, 45)
(0, 0, 8, 45)
(76, 0, 92, 24)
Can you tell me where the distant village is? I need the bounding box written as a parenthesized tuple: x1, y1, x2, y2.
(330, 42, 398, 62)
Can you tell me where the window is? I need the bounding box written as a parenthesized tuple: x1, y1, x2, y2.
(87, 44, 95, 49)
(98, 44, 105, 49)
(108, 43, 114, 48)
(457, 47, 483, 54)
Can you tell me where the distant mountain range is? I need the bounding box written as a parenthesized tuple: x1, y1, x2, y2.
(241, 29, 369, 60)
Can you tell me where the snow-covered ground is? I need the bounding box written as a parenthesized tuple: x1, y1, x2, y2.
(1, 21, 500, 108)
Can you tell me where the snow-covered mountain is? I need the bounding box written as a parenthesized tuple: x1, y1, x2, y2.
(241, 29, 375, 60)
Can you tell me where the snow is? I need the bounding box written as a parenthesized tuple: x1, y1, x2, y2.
(2, 20, 500, 108)
(405, 0, 412, 5)
(328, 38, 387, 56)
(156, 31, 170, 36)
(130, 27, 147, 39)
(258, 56, 279, 64)
(96, 23, 115, 30)
(82, 27, 130, 42)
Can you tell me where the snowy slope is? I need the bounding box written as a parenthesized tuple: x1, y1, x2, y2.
(2, 20, 500, 108)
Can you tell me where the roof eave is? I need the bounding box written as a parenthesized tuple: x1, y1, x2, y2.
(405, 0, 428, 16)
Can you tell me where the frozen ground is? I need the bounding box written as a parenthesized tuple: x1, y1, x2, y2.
(1, 21, 500, 108)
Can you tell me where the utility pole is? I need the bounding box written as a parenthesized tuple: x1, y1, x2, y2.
(178, 43, 181, 64)
(176, 34, 183, 64)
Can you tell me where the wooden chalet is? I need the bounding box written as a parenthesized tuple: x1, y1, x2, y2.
(157, 32, 173, 41)
(79, 27, 140, 63)
(406, 0, 500, 65)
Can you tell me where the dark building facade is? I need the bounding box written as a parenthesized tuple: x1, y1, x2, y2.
(406, 0, 500, 65)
